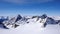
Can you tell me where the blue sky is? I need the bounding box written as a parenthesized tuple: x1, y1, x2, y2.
(0, 0, 60, 16)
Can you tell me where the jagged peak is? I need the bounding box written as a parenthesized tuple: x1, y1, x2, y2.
(41, 14, 47, 19)
(15, 14, 22, 22)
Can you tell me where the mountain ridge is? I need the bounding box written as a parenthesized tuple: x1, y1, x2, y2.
(0, 14, 60, 29)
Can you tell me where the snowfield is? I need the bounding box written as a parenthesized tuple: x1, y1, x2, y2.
(0, 23, 60, 34)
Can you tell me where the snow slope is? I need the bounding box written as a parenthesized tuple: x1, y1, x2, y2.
(0, 23, 60, 34)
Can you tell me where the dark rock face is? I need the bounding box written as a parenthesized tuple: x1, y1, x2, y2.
(0, 16, 8, 24)
(3, 25, 9, 29)
(55, 20, 60, 24)
(14, 24, 19, 28)
(27, 22, 29, 23)
(43, 22, 47, 27)
(0, 19, 4, 24)
(21, 17, 29, 22)
(57, 20, 60, 24)
(46, 17, 57, 24)
(0, 16, 9, 29)
(15, 14, 22, 22)
(32, 16, 38, 18)
(41, 14, 47, 19)
(32, 16, 41, 19)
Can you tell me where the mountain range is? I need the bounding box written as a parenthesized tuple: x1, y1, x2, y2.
(0, 14, 60, 29)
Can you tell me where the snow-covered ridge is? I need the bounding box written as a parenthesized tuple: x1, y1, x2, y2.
(0, 14, 60, 29)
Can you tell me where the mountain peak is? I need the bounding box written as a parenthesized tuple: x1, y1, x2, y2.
(41, 14, 47, 19)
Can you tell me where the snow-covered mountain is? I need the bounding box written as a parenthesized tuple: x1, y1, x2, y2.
(0, 14, 60, 29)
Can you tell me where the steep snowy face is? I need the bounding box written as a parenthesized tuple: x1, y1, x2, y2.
(2, 14, 22, 29)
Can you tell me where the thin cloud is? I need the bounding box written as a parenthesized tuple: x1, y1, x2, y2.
(0, 0, 55, 4)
